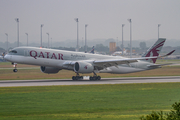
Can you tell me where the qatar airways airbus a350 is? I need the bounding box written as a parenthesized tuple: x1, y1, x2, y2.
(4, 38, 175, 80)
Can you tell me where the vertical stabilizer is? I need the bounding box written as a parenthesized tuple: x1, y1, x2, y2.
(90, 46, 95, 54)
(142, 38, 166, 63)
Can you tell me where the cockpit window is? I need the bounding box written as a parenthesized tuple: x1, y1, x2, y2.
(9, 50, 17, 53)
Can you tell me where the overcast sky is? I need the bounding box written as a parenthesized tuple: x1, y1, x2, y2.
(0, 0, 180, 45)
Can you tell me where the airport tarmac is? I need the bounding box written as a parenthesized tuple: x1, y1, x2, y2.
(0, 76, 180, 87)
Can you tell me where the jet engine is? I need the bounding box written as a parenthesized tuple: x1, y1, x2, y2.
(40, 66, 61, 74)
(74, 62, 94, 73)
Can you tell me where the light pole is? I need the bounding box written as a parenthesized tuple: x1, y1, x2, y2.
(158, 24, 161, 39)
(25, 33, 28, 46)
(40, 24, 44, 48)
(117, 37, 118, 48)
(15, 18, 19, 47)
(5, 33, 8, 52)
(128, 19, 132, 58)
(74, 18, 79, 51)
(51, 38, 52, 48)
(122, 24, 125, 55)
(82, 37, 84, 48)
(85, 24, 88, 53)
(46, 33, 49, 48)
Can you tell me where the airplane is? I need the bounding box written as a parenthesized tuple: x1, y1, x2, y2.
(90, 46, 95, 54)
(112, 48, 127, 56)
(4, 38, 175, 80)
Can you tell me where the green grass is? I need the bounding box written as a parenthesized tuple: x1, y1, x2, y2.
(0, 83, 180, 120)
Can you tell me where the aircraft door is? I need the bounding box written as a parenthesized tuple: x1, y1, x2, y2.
(24, 50, 29, 57)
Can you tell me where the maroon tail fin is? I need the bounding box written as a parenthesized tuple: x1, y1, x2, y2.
(142, 38, 166, 63)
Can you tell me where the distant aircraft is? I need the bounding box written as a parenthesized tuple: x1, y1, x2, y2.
(89, 46, 95, 54)
(4, 38, 175, 80)
(112, 48, 127, 56)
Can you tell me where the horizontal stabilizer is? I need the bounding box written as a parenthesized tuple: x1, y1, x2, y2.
(159, 50, 175, 58)
(147, 63, 174, 68)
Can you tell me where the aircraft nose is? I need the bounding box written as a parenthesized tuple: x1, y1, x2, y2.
(4, 54, 9, 60)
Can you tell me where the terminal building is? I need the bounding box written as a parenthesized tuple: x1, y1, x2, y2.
(109, 42, 116, 53)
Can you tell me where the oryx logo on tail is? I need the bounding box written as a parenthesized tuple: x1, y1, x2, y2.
(142, 38, 166, 63)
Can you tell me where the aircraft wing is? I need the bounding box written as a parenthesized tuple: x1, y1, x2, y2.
(92, 50, 175, 69)
(93, 56, 158, 68)
(63, 56, 158, 69)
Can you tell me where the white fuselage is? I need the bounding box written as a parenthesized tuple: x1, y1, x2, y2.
(5, 47, 156, 74)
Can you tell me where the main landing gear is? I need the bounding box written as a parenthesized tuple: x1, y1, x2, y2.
(89, 76, 101, 80)
(72, 72, 101, 81)
(72, 73, 83, 80)
(89, 72, 101, 80)
(12, 63, 18, 72)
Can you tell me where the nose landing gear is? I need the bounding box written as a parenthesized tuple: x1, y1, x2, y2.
(12, 63, 18, 72)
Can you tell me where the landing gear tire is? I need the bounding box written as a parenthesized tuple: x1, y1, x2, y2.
(13, 69, 18, 72)
(97, 76, 101, 80)
(72, 76, 83, 80)
(89, 71, 101, 81)
(12, 63, 18, 73)
(89, 76, 101, 81)
(75, 76, 79, 80)
(90, 76, 93, 80)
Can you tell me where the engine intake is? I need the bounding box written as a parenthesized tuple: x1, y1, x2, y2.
(74, 62, 94, 73)
(40, 66, 61, 74)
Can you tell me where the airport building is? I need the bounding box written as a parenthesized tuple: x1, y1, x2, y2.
(109, 42, 116, 53)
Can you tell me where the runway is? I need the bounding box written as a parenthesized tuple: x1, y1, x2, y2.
(0, 76, 180, 87)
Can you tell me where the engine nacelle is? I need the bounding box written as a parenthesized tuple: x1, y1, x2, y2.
(40, 66, 61, 74)
(74, 62, 94, 73)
